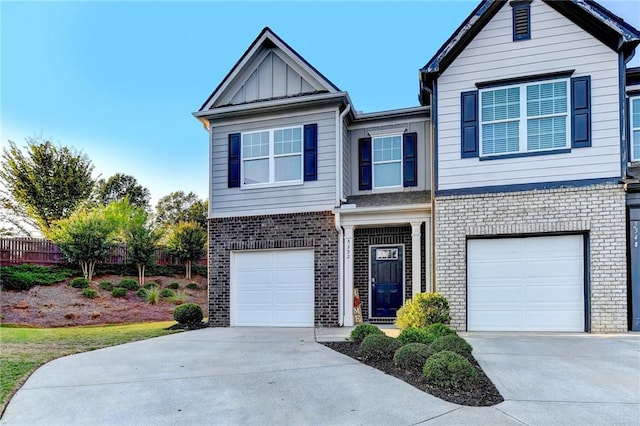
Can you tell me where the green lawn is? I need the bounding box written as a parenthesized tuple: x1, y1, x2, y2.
(0, 321, 179, 414)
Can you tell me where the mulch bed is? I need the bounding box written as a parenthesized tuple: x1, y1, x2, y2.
(322, 341, 504, 407)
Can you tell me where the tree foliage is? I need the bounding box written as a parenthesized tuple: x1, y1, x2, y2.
(123, 207, 161, 286)
(155, 191, 207, 230)
(0, 139, 95, 233)
(94, 173, 151, 210)
(165, 221, 206, 279)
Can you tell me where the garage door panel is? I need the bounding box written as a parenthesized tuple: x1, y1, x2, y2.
(469, 286, 523, 303)
(236, 290, 273, 305)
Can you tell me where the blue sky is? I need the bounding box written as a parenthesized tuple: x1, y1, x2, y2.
(2, 0, 639, 207)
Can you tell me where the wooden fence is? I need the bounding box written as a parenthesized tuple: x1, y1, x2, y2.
(0, 238, 207, 267)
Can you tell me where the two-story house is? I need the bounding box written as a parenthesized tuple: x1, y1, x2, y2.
(194, 0, 640, 333)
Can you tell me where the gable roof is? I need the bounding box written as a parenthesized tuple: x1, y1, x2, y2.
(198, 27, 341, 112)
(419, 0, 640, 104)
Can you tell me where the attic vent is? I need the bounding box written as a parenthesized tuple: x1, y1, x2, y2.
(511, 0, 531, 41)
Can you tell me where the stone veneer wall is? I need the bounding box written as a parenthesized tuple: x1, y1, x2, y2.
(435, 183, 627, 333)
(208, 211, 338, 327)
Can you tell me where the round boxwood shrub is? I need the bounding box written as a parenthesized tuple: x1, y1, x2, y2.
(136, 288, 147, 299)
(395, 292, 451, 330)
(118, 279, 139, 291)
(360, 334, 402, 361)
(112, 287, 127, 298)
(393, 343, 435, 371)
(70, 277, 89, 289)
(423, 323, 456, 339)
(431, 335, 473, 360)
(185, 282, 199, 290)
(144, 281, 159, 290)
(160, 288, 176, 298)
(398, 326, 436, 345)
(166, 282, 180, 290)
(423, 350, 478, 390)
(350, 323, 384, 344)
(173, 303, 203, 325)
(82, 288, 98, 299)
(99, 281, 114, 291)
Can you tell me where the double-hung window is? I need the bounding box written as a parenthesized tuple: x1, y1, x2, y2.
(373, 135, 402, 188)
(480, 79, 569, 157)
(241, 126, 303, 186)
(632, 97, 640, 162)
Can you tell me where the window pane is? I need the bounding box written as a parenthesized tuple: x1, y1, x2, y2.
(275, 155, 302, 182)
(633, 99, 640, 128)
(481, 122, 519, 155)
(243, 158, 269, 184)
(482, 88, 519, 122)
(373, 136, 401, 163)
(274, 127, 302, 156)
(243, 132, 269, 158)
(527, 116, 566, 150)
(527, 81, 567, 116)
(374, 162, 401, 187)
(634, 130, 640, 161)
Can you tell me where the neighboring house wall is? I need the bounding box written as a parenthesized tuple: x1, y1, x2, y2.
(436, 0, 621, 192)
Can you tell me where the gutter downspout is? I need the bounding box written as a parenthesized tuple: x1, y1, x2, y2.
(335, 104, 351, 326)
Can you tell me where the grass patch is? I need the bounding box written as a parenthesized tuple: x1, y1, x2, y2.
(0, 321, 178, 414)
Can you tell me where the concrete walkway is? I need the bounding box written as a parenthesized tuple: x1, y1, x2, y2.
(2, 328, 639, 425)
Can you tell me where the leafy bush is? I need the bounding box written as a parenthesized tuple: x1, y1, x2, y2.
(160, 288, 175, 298)
(136, 288, 147, 299)
(393, 343, 435, 371)
(70, 277, 89, 289)
(350, 324, 384, 344)
(398, 326, 436, 345)
(360, 334, 402, 361)
(112, 288, 127, 298)
(186, 282, 199, 290)
(431, 335, 473, 360)
(0, 264, 73, 290)
(168, 290, 188, 305)
(93, 263, 207, 278)
(395, 292, 451, 330)
(144, 281, 160, 289)
(166, 282, 180, 290)
(99, 281, 114, 291)
(173, 303, 203, 325)
(144, 286, 161, 305)
(423, 323, 456, 339)
(82, 288, 98, 299)
(118, 279, 139, 291)
(423, 350, 478, 390)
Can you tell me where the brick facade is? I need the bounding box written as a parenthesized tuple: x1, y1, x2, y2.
(208, 211, 339, 327)
(435, 183, 627, 333)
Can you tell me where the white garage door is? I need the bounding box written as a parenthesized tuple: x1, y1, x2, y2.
(231, 249, 314, 327)
(467, 235, 585, 332)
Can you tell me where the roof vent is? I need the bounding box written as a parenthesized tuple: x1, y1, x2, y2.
(511, 0, 532, 41)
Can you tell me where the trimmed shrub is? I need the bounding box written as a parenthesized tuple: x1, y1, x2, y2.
(144, 281, 160, 289)
(186, 282, 199, 290)
(99, 281, 114, 291)
(360, 334, 402, 361)
(136, 288, 147, 299)
(70, 277, 89, 289)
(395, 292, 451, 330)
(393, 343, 435, 371)
(423, 323, 456, 339)
(173, 303, 203, 325)
(350, 323, 384, 344)
(1, 265, 73, 290)
(398, 326, 436, 345)
(112, 288, 127, 298)
(118, 279, 139, 291)
(160, 288, 176, 298)
(166, 282, 180, 290)
(431, 335, 473, 360)
(82, 288, 98, 299)
(423, 350, 478, 390)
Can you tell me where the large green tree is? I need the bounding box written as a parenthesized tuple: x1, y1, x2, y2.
(166, 221, 206, 279)
(94, 173, 151, 210)
(155, 191, 207, 230)
(123, 208, 161, 286)
(0, 139, 95, 233)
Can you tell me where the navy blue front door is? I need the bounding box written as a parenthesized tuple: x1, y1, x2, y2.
(370, 246, 403, 317)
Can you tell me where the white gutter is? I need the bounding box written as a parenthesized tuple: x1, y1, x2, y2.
(335, 104, 351, 327)
(335, 212, 344, 326)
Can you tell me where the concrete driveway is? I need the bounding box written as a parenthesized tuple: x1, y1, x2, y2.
(2, 328, 639, 425)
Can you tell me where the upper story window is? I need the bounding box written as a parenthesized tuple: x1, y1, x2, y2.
(632, 97, 640, 161)
(480, 79, 569, 157)
(512, 0, 531, 41)
(358, 132, 417, 191)
(373, 135, 402, 188)
(241, 126, 303, 186)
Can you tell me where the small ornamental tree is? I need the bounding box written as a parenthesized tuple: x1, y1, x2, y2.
(123, 208, 160, 286)
(166, 221, 206, 279)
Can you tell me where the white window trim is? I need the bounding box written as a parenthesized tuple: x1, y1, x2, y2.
(240, 125, 304, 188)
(372, 134, 403, 189)
(479, 78, 570, 157)
(631, 96, 640, 162)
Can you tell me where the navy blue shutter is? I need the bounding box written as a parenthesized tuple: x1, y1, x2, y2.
(403, 132, 418, 187)
(228, 133, 241, 188)
(303, 124, 318, 181)
(461, 91, 479, 158)
(571, 76, 591, 148)
(358, 137, 372, 190)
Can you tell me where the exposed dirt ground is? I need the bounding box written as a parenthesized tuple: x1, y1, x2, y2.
(0, 274, 208, 327)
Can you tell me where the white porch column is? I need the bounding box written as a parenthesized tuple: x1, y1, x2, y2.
(343, 225, 355, 326)
(411, 221, 423, 298)
(425, 215, 433, 292)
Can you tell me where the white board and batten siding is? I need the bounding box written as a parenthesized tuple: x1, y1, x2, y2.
(210, 107, 337, 216)
(437, 0, 621, 192)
